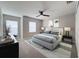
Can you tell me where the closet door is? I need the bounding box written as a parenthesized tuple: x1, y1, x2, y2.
(0, 9, 3, 36)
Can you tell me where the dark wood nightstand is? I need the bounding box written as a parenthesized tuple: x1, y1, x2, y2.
(62, 35, 73, 44)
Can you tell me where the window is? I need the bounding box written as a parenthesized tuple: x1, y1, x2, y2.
(29, 22, 36, 32)
(6, 20, 18, 35)
(53, 19, 59, 27)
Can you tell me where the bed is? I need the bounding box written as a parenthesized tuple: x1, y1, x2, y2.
(32, 27, 63, 50)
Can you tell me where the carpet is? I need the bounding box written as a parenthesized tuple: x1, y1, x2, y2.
(25, 39, 71, 58)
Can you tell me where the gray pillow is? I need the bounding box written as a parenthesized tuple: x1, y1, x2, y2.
(51, 32, 59, 35)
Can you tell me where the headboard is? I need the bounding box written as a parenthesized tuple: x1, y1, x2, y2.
(51, 27, 64, 35)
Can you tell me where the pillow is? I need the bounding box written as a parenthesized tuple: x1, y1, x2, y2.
(44, 31, 51, 34)
(51, 32, 59, 35)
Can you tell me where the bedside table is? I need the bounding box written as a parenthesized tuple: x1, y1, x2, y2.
(62, 35, 73, 44)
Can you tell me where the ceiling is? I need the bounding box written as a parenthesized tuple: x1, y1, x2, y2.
(0, 1, 77, 20)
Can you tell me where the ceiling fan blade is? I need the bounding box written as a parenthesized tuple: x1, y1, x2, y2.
(36, 15, 41, 17)
(43, 14, 50, 17)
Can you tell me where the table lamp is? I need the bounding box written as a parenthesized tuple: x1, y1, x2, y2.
(64, 27, 71, 37)
(41, 27, 45, 32)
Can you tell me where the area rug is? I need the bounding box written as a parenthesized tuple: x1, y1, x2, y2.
(25, 39, 71, 58)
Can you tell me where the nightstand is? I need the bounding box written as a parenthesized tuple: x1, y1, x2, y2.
(62, 35, 73, 44)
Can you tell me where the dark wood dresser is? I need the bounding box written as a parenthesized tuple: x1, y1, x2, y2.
(0, 42, 19, 58)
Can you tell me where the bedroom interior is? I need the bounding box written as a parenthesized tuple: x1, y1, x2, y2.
(0, 1, 79, 58)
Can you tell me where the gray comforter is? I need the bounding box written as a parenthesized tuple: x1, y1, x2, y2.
(33, 34, 57, 43)
(32, 33, 62, 50)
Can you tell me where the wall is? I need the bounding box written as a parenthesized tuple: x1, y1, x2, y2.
(43, 18, 52, 31)
(76, 4, 79, 57)
(3, 14, 21, 39)
(0, 9, 1, 34)
(59, 13, 75, 41)
(23, 16, 43, 38)
(0, 9, 3, 36)
(43, 14, 75, 40)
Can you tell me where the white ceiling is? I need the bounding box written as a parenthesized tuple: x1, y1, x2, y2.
(0, 1, 77, 20)
(42, 1, 77, 19)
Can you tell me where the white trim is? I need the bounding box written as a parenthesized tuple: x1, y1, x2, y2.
(0, 8, 3, 36)
(21, 16, 23, 39)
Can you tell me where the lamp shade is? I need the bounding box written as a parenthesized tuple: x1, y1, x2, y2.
(64, 27, 71, 31)
(41, 27, 45, 30)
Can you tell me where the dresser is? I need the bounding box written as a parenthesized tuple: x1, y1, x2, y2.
(0, 42, 19, 58)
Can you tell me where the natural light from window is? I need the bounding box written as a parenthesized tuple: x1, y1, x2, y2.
(29, 22, 36, 32)
(6, 20, 18, 35)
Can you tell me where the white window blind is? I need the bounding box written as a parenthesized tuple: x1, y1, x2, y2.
(6, 20, 18, 35)
(29, 22, 36, 32)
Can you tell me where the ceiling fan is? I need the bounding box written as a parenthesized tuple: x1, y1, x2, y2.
(36, 9, 50, 17)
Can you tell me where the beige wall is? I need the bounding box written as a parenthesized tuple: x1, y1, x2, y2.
(3, 14, 21, 39)
(0, 9, 3, 36)
(59, 13, 75, 40)
(0, 9, 1, 33)
(43, 13, 75, 42)
(76, 4, 79, 57)
(23, 16, 43, 38)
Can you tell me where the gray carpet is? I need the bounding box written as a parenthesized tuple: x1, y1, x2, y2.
(25, 39, 71, 58)
(71, 44, 78, 58)
(19, 39, 46, 58)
